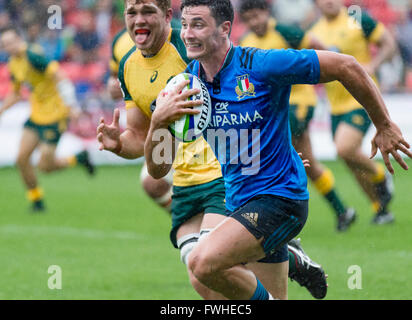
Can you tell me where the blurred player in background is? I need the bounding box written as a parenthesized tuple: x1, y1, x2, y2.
(98, 0, 327, 300)
(310, 0, 398, 225)
(0, 27, 95, 212)
(238, 0, 357, 232)
(107, 27, 173, 210)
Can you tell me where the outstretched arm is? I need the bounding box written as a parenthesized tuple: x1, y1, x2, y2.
(97, 106, 150, 159)
(316, 50, 412, 173)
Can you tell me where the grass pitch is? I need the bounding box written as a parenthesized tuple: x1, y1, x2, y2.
(0, 160, 411, 300)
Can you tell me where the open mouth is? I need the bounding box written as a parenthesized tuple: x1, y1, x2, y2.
(186, 42, 202, 49)
(134, 29, 151, 44)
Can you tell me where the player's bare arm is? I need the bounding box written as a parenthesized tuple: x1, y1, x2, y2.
(97, 106, 150, 159)
(316, 50, 412, 173)
(0, 90, 21, 118)
(365, 29, 397, 75)
(144, 80, 202, 179)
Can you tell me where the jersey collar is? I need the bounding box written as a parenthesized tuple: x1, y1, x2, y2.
(198, 43, 235, 94)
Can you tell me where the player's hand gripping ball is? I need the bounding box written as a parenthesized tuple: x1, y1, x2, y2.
(164, 73, 212, 142)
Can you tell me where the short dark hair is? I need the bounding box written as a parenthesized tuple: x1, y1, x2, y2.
(180, 0, 234, 26)
(124, 0, 171, 14)
(238, 0, 269, 15)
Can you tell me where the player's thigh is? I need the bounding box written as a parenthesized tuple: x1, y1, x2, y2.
(334, 122, 364, 157)
(140, 162, 172, 197)
(17, 127, 40, 162)
(247, 260, 289, 300)
(192, 216, 266, 271)
(175, 212, 204, 241)
(333, 109, 371, 155)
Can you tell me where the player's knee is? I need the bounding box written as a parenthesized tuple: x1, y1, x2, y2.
(141, 171, 171, 197)
(188, 250, 216, 286)
(335, 143, 355, 161)
(37, 159, 54, 173)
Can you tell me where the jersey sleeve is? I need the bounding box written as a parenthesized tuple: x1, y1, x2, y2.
(361, 12, 385, 44)
(257, 48, 320, 86)
(275, 24, 306, 49)
(27, 47, 50, 73)
(110, 29, 127, 74)
(118, 47, 136, 109)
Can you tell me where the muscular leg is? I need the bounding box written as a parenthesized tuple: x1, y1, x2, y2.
(175, 213, 224, 299)
(188, 217, 268, 300)
(140, 163, 172, 210)
(334, 123, 379, 203)
(294, 129, 350, 219)
(37, 143, 72, 173)
(247, 261, 288, 300)
(16, 128, 40, 190)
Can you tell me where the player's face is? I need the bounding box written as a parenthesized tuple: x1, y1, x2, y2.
(0, 31, 21, 56)
(124, 0, 172, 56)
(180, 6, 224, 61)
(316, 0, 343, 18)
(241, 9, 270, 38)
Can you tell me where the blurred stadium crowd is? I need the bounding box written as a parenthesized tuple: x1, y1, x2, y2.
(0, 0, 411, 111)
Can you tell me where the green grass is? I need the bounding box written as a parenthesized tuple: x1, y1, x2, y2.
(0, 160, 411, 300)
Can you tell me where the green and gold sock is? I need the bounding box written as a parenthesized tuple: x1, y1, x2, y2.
(314, 169, 347, 216)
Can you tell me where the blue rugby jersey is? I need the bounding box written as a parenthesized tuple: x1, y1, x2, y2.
(185, 45, 320, 212)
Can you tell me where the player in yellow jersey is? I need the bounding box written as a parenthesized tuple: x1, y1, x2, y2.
(108, 28, 135, 101)
(310, 0, 398, 225)
(238, 0, 356, 232)
(0, 27, 95, 212)
(107, 27, 173, 210)
(97, 0, 328, 300)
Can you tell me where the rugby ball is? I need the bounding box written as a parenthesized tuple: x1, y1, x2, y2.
(164, 73, 211, 142)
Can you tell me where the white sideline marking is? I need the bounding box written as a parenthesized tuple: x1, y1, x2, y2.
(0, 224, 143, 241)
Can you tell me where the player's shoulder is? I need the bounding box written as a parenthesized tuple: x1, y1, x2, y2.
(274, 23, 305, 49)
(359, 10, 382, 39)
(112, 28, 128, 48)
(26, 44, 50, 72)
(119, 46, 137, 71)
(169, 27, 191, 64)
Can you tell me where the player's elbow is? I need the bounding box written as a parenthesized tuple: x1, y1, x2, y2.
(338, 54, 359, 76)
(147, 164, 168, 180)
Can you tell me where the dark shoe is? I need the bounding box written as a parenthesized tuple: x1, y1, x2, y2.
(31, 200, 46, 213)
(371, 210, 395, 225)
(76, 151, 95, 176)
(288, 238, 328, 299)
(337, 208, 357, 232)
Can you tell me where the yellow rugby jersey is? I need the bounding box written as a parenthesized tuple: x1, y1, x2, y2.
(310, 9, 385, 115)
(8, 44, 69, 125)
(239, 18, 318, 110)
(118, 28, 222, 187)
(110, 28, 135, 74)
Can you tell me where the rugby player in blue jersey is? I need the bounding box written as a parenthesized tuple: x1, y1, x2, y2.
(145, 0, 412, 300)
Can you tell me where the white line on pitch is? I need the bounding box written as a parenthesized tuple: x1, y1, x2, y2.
(0, 224, 143, 241)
